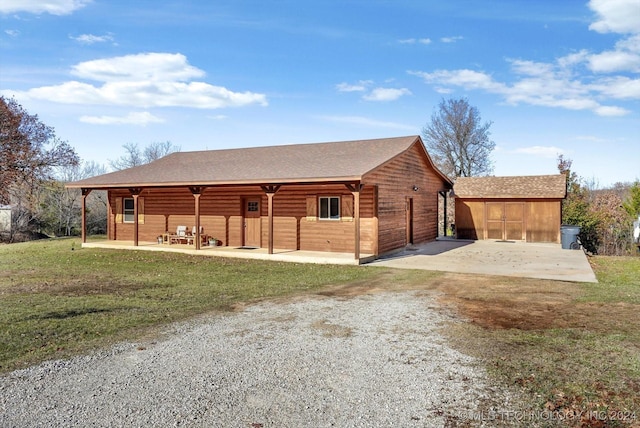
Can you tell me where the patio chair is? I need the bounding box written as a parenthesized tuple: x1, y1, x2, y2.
(171, 225, 188, 244)
(191, 225, 207, 245)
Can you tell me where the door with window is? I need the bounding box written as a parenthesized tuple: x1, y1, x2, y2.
(243, 198, 261, 247)
(486, 202, 524, 240)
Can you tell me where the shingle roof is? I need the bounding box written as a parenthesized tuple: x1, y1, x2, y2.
(453, 174, 567, 199)
(68, 136, 451, 188)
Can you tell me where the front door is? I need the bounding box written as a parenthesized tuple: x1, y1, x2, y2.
(244, 198, 261, 247)
(486, 202, 524, 240)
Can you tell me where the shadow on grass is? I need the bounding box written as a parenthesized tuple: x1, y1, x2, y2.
(25, 307, 114, 320)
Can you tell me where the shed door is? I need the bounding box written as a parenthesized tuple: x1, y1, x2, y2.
(505, 202, 525, 240)
(486, 202, 524, 241)
(243, 198, 261, 248)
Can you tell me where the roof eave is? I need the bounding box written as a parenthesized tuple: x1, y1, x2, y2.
(65, 175, 365, 190)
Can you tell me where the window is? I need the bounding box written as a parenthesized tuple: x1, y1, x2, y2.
(319, 196, 340, 220)
(247, 201, 259, 212)
(123, 198, 135, 223)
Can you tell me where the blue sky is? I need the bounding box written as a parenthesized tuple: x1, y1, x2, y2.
(1, 0, 638, 186)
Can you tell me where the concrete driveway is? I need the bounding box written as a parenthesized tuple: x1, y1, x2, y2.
(368, 239, 598, 283)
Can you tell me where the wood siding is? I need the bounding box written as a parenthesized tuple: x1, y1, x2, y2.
(363, 142, 450, 255)
(108, 184, 377, 253)
(455, 198, 561, 243)
(104, 141, 450, 256)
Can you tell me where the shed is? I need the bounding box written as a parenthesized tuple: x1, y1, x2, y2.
(0, 205, 11, 232)
(67, 136, 452, 262)
(454, 174, 566, 243)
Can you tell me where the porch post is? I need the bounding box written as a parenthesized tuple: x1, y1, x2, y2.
(129, 188, 143, 247)
(261, 185, 281, 255)
(346, 183, 362, 261)
(194, 193, 201, 250)
(354, 188, 361, 260)
(440, 190, 447, 237)
(189, 187, 205, 250)
(81, 188, 91, 243)
(133, 194, 139, 247)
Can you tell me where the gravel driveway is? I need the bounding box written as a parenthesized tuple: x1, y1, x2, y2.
(0, 291, 516, 427)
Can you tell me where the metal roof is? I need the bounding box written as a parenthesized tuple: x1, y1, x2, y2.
(68, 136, 452, 189)
(453, 174, 567, 199)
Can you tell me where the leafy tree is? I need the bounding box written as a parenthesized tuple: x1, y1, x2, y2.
(591, 190, 633, 255)
(109, 141, 179, 171)
(622, 181, 640, 219)
(0, 97, 79, 241)
(558, 155, 600, 254)
(422, 97, 495, 179)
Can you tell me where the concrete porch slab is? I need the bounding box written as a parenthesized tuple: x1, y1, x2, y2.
(82, 240, 374, 266)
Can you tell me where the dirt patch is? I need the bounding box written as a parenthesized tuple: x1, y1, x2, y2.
(311, 319, 353, 338)
(316, 271, 588, 331)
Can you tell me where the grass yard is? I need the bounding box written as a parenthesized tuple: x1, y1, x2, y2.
(1, 238, 638, 427)
(436, 259, 640, 427)
(0, 238, 380, 372)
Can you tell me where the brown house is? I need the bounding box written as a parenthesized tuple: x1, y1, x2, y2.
(454, 174, 566, 243)
(68, 136, 453, 262)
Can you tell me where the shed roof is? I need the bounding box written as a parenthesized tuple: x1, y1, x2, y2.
(454, 174, 567, 199)
(68, 135, 452, 189)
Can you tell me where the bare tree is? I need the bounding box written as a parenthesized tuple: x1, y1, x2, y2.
(109, 141, 179, 171)
(41, 162, 108, 236)
(422, 98, 494, 179)
(0, 97, 79, 241)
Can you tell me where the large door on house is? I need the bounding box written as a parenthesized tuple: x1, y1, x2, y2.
(406, 197, 414, 245)
(486, 202, 524, 240)
(243, 198, 261, 248)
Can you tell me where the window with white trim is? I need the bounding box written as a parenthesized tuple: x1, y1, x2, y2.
(123, 198, 135, 223)
(319, 196, 340, 220)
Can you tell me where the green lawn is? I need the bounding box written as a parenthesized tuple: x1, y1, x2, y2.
(1, 238, 639, 426)
(0, 238, 381, 372)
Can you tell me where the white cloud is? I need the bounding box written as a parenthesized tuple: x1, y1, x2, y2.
(409, 1, 640, 117)
(0, 0, 91, 15)
(441, 36, 463, 43)
(80, 111, 164, 126)
(514, 146, 564, 158)
(336, 81, 370, 92)
(398, 38, 431, 45)
(594, 105, 630, 116)
(593, 76, 640, 99)
(71, 53, 205, 82)
(3, 52, 268, 109)
(4, 29, 19, 37)
(589, 49, 640, 72)
(410, 56, 634, 116)
(70, 33, 115, 45)
(409, 69, 506, 92)
(587, 34, 640, 73)
(362, 87, 412, 101)
(588, 0, 640, 34)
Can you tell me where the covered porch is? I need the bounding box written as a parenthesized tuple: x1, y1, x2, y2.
(82, 238, 376, 265)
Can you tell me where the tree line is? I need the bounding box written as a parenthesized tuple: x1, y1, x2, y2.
(0, 96, 178, 242)
(422, 98, 640, 256)
(2, 96, 639, 255)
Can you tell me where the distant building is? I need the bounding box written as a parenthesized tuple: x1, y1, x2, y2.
(0, 205, 11, 232)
